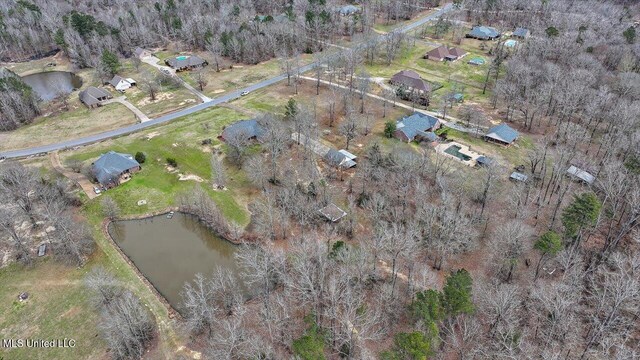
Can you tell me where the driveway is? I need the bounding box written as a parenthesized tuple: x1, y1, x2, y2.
(102, 96, 151, 123)
(141, 55, 212, 102)
(49, 152, 99, 199)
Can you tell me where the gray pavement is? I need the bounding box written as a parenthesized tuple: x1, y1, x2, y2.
(0, 4, 453, 160)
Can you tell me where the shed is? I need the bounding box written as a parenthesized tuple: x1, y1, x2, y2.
(566, 165, 595, 185)
(476, 156, 493, 167)
(319, 203, 347, 222)
(485, 123, 519, 145)
(339, 5, 360, 16)
(37, 243, 47, 257)
(133, 47, 151, 58)
(510, 172, 528, 182)
(512, 27, 530, 39)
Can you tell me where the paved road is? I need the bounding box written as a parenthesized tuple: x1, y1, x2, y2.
(0, 4, 452, 160)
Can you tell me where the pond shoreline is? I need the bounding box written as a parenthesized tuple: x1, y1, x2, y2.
(100, 207, 245, 318)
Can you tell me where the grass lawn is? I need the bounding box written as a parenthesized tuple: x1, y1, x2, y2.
(438, 126, 534, 167)
(62, 106, 251, 227)
(0, 101, 136, 152)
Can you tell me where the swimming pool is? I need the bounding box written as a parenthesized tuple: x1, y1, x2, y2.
(444, 145, 472, 161)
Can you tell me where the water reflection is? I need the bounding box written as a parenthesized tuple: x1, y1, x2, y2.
(21, 71, 83, 101)
(107, 212, 245, 312)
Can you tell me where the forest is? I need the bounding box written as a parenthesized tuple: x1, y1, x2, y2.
(0, 0, 639, 359)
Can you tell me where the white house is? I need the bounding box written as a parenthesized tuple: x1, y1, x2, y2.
(109, 75, 136, 91)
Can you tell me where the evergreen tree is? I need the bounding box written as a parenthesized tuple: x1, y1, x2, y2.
(441, 269, 474, 317)
(561, 192, 601, 239)
(101, 50, 121, 76)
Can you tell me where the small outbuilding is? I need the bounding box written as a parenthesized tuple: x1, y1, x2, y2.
(566, 165, 595, 185)
(510, 172, 528, 182)
(324, 149, 357, 169)
(165, 55, 208, 71)
(512, 27, 530, 39)
(133, 47, 152, 58)
(109, 75, 136, 91)
(485, 123, 519, 146)
(92, 151, 141, 189)
(37, 243, 47, 257)
(319, 203, 347, 222)
(339, 5, 360, 16)
(79, 87, 112, 108)
(476, 156, 493, 167)
(467, 26, 501, 40)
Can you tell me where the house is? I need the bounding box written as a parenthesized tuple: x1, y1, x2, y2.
(566, 165, 595, 185)
(394, 112, 441, 142)
(425, 45, 467, 61)
(219, 119, 265, 142)
(390, 70, 431, 94)
(134, 47, 152, 58)
(510, 172, 528, 182)
(92, 151, 141, 189)
(109, 75, 136, 91)
(324, 149, 357, 169)
(484, 123, 519, 146)
(79, 87, 112, 108)
(512, 27, 530, 39)
(165, 55, 208, 71)
(339, 5, 360, 16)
(467, 26, 501, 40)
(319, 203, 347, 222)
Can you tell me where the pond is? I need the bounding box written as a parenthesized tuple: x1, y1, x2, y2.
(21, 71, 83, 101)
(108, 212, 245, 312)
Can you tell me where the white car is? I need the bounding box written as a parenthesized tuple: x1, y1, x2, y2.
(240, 91, 250, 96)
(94, 187, 102, 195)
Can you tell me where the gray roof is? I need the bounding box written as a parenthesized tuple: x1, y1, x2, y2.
(165, 55, 207, 69)
(109, 75, 126, 87)
(324, 149, 356, 168)
(486, 123, 518, 144)
(221, 119, 265, 141)
(510, 172, 528, 182)
(476, 156, 493, 166)
(567, 165, 595, 184)
(390, 70, 431, 92)
(396, 113, 440, 141)
(319, 203, 347, 222)
(134, 47, 145, 56)
(339, 5, 360, 15)
(93, 151, 140, 186)
(468, 26, 501, 39)
(513, 27, 530, 38)
(79, 87, 111, 106)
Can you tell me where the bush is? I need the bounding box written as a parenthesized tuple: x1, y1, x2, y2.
(166, 157, 178, 167)
(384, 121, 396, 138)
(292, 317, 326, 360)
(135, 151, 146, 164)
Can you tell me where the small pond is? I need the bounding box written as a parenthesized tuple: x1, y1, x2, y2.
(21, 71, 83, 101)
(108, 212, 245, 312)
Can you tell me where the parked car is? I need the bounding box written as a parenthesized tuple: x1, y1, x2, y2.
(94, 187, 102, 195)
(240, 91, 250, 96)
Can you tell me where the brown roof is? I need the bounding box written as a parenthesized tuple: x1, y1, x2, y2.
(390, 70, 430, 92)
(426, 45, 450, 60)
(448, 47, 467, 57)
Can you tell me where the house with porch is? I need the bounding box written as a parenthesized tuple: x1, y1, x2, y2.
(394, 112, 441, 143)
(92, 151, 141, 189)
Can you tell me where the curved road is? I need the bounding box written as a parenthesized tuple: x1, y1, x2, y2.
(0, 4, 452, 160)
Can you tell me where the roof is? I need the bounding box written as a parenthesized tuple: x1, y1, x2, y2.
(165, 55, 207, 69)
(396, 112, 440, 141)
(427, 45, 450, 60)
(79, 87, 111, 106)
(319, 203, 347, 222)
(468, 26, 501, 39)
(221, 119, 265, 141)
(510, 172, 528, 182)
(93, 151, 140, 186)
(448, 47, 467, 57)
(390, 70, 431, 92)
(109, 75, 126, 87)
(339, 5, 360, 15)
(513, 27, 530, 38)
(567, 165, 595, 184)
(476, 156, 493, 166)
(486, 123, 519, 144)
(338, 149, 357, 160)
(134, 47, 146, 56)
(324, 149, 356, 168)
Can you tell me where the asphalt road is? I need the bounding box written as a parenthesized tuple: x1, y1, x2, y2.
(0, 4, 452, 160)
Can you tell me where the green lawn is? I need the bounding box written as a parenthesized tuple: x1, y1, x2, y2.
(64, 106, 251, 226)
(439, 126, 533, 166)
